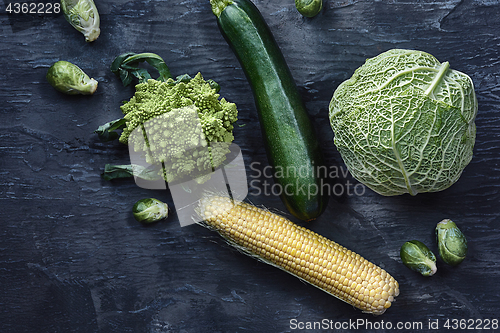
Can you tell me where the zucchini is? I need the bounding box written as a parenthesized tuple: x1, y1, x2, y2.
(211, 0, 328, 220)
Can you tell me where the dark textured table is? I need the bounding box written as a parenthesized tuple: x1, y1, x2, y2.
(1, 0, 499, 332)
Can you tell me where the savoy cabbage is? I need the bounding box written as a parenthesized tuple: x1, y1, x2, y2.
(329, 49, 477, 196)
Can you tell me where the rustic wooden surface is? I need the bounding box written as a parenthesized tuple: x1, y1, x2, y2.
(1, 0, 499, 332)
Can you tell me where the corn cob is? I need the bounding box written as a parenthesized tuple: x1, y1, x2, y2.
(198, 195, 399, 315)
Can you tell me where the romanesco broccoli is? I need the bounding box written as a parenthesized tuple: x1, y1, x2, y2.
(121, 72, 238, 184)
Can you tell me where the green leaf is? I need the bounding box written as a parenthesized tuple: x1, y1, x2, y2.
(101, 164, 163, 181)
(101, 164, 134, 180)
(111, 52, 172, 86)
(172, 74, 192, 84)
(94, 118, 126, 142)
(167, 74, 221, 93)
(207, 79, 221, 93)
(130, 68, 152, 83)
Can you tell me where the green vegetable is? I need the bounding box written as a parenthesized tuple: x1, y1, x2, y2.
(110, 52, 223, 93)
(295, 0, 323, 18)
(120, 77, 237, 145)
(329, 49, 477, 196)
(98, 53, 238, 184)
(104, 51, 238, 184)
(436, 219, 468, 266)
(101, 164, 163, 181)
(61, 0, 100, 42)
(94, 118, 126, 142)
(400, 240, 437, 277)
(46, 60, 98, 95)
(132, 198, 169, 223)
(111, 52, 172, 86)
(211, 0, 328, 221)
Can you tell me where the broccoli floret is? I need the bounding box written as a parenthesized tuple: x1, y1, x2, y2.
(121, 73, 238, 184)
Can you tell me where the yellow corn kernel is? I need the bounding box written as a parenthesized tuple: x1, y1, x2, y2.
(198, 195, 399, 315)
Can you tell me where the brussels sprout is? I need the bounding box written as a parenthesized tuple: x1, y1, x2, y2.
(400, 240, 437, 277)
(61, 0, 100, 42)
(46, 61, 98, 95)
(436, 219, 468, 266)
(132, 198, 169, 224)
(295, 0, 323, 18)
